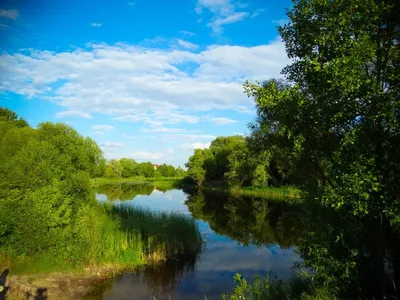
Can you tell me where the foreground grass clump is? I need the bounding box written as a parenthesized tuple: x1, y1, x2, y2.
(101, 204, 202, 263)
(222, 274, 330, 300)
(2, 203, 202, 275)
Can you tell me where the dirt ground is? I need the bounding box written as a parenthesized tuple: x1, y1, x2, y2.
(2, 265, 127, 300)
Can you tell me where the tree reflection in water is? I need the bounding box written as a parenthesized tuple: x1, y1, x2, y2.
(184, 189, 399, 299)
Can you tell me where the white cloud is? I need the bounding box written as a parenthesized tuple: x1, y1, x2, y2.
(180, 30, 195, 36)
(91, 23, 102, 27)
(195, 0, 254, 34)
(208, 12, 249, 34)
(0, 39, 289, 123)
(179, 142, 210, 150)
(92, 125, 114, 131)
(196, 0, 235, 16)
(210, 117, 237, 125)
(251, 8, 266, 18)
(129, 151, 164, 160)
(142, 127, 190, 133)
(0, 9, 18, 20)
(56, 110, 92, 119)
(102, 141, 124, 147)
(114, 111, 200, 125)
(162, 133, 215, 142)
(177, 39, 199, 50)
(92, 131, 104, 135)
(165, 147, 174, 155)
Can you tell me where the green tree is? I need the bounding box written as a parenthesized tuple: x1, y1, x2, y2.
(186, 149, 206, 186)
(175, 166, 186, 177)
(244, 0, 400, 296)
(119, 158, 138, 178)
(138, 162, 155, 178)
(245, 0, 400, 222)
(37, 123, 104, 178)
(0, 115, 105, 259)
(209, 136, 245, 179)
(203, 149, 216, 181)
(0, 107, 29, 128)
(157, 164, 177, 177)
(105, 159, 123, 178)
(252, 165, 269, 188)
(0, 107, 29, 148)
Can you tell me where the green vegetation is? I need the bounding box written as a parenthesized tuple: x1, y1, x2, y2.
(0, 107, 202, 276)
(222, 274, 330, 300)
(102, 158, 186, 179)
(2, 0, 400, 297)
(186, 136, 290, 189)
(185, 190, 303, 247)
(92, 176, 184, 185)
(222, 0, 400, 298)
(107, 205, 202, 260)
(201, 181, 300, 199)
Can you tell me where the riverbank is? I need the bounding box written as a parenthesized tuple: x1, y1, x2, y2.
(1, 203, 202, 300)
(2, 265, 123, 300)
(202, 181, 301, 200)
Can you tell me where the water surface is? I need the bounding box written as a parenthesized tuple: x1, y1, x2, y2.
(92, 183, 301, 299)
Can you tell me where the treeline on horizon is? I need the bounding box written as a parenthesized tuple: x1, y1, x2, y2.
(185, 135, 292, 188)
(103, 158, 186, 179)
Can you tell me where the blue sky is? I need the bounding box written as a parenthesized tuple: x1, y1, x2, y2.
(0, 0, 291, 167)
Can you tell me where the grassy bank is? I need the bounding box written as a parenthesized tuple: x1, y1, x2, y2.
(202, 181, 300, 200)
(2, 203, 202, 299)
(100, 204, 202, 264)
(3, 204, 202, 275)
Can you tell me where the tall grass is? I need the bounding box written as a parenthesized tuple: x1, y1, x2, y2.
(91, 203, 202, 268)
(235, 186, 300, 200)
(105, 204, 202, 260)
(3, 203, 203, 275)
(203, 181, 301, 200)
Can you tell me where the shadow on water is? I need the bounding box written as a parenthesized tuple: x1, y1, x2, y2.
(134, 253, 199, 297)
(184, 189, 400, 299)
(295, 202, 400, 299)
(185, 189, 304, 248)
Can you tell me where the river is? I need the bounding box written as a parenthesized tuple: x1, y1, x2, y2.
(89, 183, 302, 299)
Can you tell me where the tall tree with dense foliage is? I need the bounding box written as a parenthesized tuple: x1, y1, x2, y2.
(186, 149, 206, 186)
(157, 163, 177, 177)
(0, 114, 105, 260)
(138, 162, 156, 178)
(245, 0, 400, 222)
(119, 158, 138, 178)
(105, 159, 123, 178)
(244, 0, 400, 296)
(209, 136, 245, 179)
